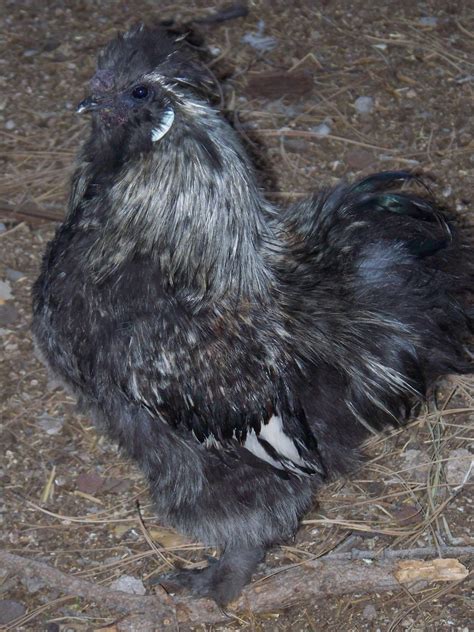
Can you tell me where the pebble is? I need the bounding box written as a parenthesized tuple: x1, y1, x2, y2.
(0, 280, 13, 301)
(38, 414, 65, 435)
(0, 304, 19, 326)
(0, 600, 26, 624)
(242, 20, 277, 51)
(76, 471, 104, 495)
(5, 269, 26, 282)
(311, 122, 331, 138)
(346, 149, 374, 170)
(362, 604, 377, 621)
(401, 449, 431, 483)
(284, 138, 309, 153)
(4, 119, 16, 130)
(109, 575, 146, 595)
(418, 17, 438, 27)
(446, 449, 473, 488)
(0, 223, 6, 233)
(21, 575, 45, 594)
(354, 96, 374, 114)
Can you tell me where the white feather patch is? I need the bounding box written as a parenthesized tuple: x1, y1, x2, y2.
(151, 107, 175, 142)
(244, 415, 307, 471)
(259, 415, 303, 463)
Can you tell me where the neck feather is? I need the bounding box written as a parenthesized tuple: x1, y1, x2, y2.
(78, 103, 277, 302)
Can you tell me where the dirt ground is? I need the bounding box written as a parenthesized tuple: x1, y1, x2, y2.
(1, 0, 473, 630)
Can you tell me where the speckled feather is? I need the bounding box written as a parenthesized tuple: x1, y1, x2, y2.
(32, 26, 473, 605)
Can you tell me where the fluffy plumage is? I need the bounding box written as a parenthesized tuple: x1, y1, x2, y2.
(32, 25, 473, 604)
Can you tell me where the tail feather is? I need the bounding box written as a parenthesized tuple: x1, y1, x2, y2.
(282, 171, 473, 478)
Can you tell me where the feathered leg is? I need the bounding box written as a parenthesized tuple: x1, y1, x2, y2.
(159, 545, 266, 605)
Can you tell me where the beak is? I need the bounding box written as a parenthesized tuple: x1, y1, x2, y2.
(76, 96, 101, 114)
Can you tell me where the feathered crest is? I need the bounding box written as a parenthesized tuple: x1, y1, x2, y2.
(92, 24, 217, 99)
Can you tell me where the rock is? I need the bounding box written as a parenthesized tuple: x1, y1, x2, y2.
(284, 138, 309, 153)
(4, 120, 16, 130)
(346, 149, 375, 170)
(0, 280, 13, 301)
(0, 304, 19, 326)
(354, 96, 374, 114)
(418, 17, 438, 27)
(246, 71, 313, 101)
(5, 269, 26, 282)
(76, 471, 104, 495)
(311, 122, 331, 138)
(362, 604, 377, 621)
(109, 575, 146, 595)
(390, 503, 421, 525)
(242, 20, 277, 52)
(402, 449, 431, 483)
(0, 600, 26, 624)
(21, 575, 46, 593)
(401, 449, 431, 483)
(38, 414, 64, 436)
(445, 449, 473, 488)
(102, 477, 132, 494)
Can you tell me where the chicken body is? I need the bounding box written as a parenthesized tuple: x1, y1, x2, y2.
(32, 26, 472, 604)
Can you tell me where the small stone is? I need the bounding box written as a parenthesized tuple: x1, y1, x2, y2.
(0, 600, 26, 624)
(442, 186, 453, 198)
(418, 17, 438, 27)
(390, 503, 421, 525)
(311, 122, 331, 138)
(406, 89, 417, 98)
(4, 120, 16, 130)
(354, 96, 374, 114)
(5, 269, 26, 282)
(284, 138, 309, 153)
(76, 471, 104, 495)
(23, 49, 39, 57)
(21, 575, 45, 594)
(446, 449, 473, 488)
(102, 477, 132, 494)
(0, 280, 13, 301)
(401, 616, 415, 628)
(242, 32, 277, 51)
(346, 149, 375, 170)
(38, 414, 64, 436)
(0, 223, 6, 233)
(0, 304, 19, 326)
(362, 604, 377, 621)
(109, 575, 146, 595)
(242, 20, 278, 52)
(401, 449, 431, 483)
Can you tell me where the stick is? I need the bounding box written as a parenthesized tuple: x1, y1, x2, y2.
(1, 547, 471, 628)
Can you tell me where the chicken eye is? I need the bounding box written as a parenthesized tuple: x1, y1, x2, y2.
(132, 85, 149, 100)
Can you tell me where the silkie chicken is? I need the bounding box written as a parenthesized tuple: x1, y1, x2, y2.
(32, 25, 473, 605)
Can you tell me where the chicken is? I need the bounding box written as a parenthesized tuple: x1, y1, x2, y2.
(32, 25, 473, 605)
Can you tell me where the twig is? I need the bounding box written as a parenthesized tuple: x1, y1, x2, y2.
(324, 545, 474, 561)
(1, 546, 471, 629)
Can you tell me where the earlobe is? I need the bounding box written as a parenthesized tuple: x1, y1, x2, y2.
(151, 106, 175, 142)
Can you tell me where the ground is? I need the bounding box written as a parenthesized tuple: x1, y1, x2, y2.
(0, 0, 473, 630)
